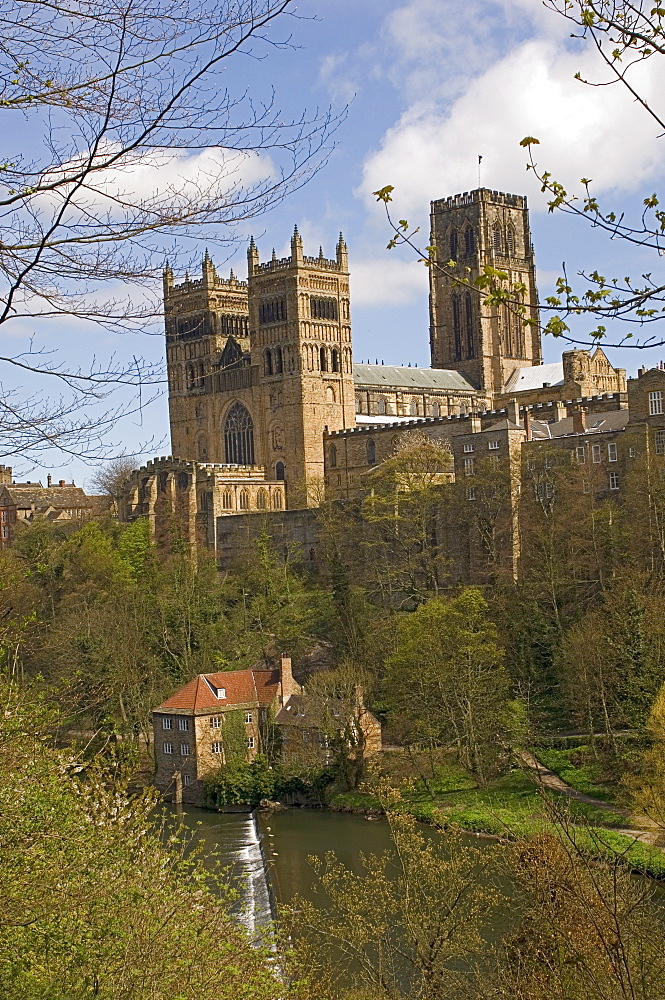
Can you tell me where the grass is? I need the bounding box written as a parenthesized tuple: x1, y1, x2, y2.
(533, 746, 618, 803)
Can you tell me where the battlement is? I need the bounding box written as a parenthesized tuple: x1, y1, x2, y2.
(168, 274, 247, 295)
(255, 253, 342, 273)
(431, 188, 527, 211)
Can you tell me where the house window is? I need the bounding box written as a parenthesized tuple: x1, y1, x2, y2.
(162, 717, 173, 730)
(211, 741, 223, 754)
(179, 718, 190, 731)
(183, 774, 191, 787)
(629, 447, 636, 458)
(463, 443, 474, 453)
(180, 744, 190, 756)
(592, 444, 601, 464)
(607, 442, 617, 462)
(244, 712, 253, 724)
(464, 457, 475, 476)
(609, 472, 619, 490)
(247, 737, 255, 749)
(488, 440, 499, 450)
(163, 742, 174, 754)
(576, 446, 585, 464)
(467, 486, 477, 501)
(649, 391, 664, 415)
(210, 717, 222, 728)
(656, 430, 665, 455)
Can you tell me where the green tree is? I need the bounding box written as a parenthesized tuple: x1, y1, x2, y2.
(385, 589, 510, 783)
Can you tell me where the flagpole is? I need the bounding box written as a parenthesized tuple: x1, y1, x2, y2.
(478, 154, 482, 188)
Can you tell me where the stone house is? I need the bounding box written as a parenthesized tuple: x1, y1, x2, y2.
(275, 689, 382, 767)
(152, 654, 382, 805)
(0, 475, 108, 550)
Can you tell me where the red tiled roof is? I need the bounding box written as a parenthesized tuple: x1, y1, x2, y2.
(155, 669, 280, 713)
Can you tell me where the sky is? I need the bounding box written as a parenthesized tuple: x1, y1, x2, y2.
(5, 0, 665, 486)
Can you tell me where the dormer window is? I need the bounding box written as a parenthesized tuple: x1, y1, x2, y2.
(204, 677, 226, 699)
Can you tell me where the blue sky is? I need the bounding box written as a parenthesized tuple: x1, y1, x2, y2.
(6, 0, 665, 485)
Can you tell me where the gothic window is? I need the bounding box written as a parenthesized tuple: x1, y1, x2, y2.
(464, 226, 475, 256)
(506, 224, 516, 255)
(239, 490, 250, 510)
(465, 293, 474, 358)
(367, 439, 376, 465)
(259, 298, 287, 324)
(320, 346, 328, 372)
(331, 348, 341, 372)
(198, 361, 205, 389)
(222, 491, 232, 509)
(224, 403, 255, 466)
(377, 397, 387, 415)
(177, 472, 189, 490)
(274, 346, 283, 374)
(449, 228, 458, 261)
(256, 489, 267, 509)
(199, 491, 212, 511)
(275, 461, 285, 481)
(157, 471, 168, 493)
(492, 222, 502, 254)
(273, 491, 283, 509)
(264, 349, 273, 376)
(452, 294, 462, 361)
(310, 297, 338, 320)
(329, 444, 337, 468)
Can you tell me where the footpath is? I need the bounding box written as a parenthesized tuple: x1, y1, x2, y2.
(520, 751, 663, 847)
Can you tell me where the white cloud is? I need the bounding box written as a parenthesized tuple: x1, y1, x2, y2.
(358, 34, 665, 218)
(318, 52, 358, 105)
(350, 255, 429, 307)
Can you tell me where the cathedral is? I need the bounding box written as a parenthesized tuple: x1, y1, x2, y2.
(121, 186, 650, 574)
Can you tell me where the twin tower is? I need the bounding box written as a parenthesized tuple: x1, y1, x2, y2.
(163, 189, 541, 499)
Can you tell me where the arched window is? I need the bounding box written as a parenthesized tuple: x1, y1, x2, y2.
(274, 346, 283, 374)
(377, 397, 387, 415)
(329, 444, 337, 468)
(506, 224, 516, 255)
(256, 489, 267, 509)
(275, 461, 285, 481)
(464, 226, 475, 256)
(465, 293, 475, 359)
(367, 439, 376, 465)
(326, 385, 336, 403)
(432, 401, 440, 417)
(224, 403, 255, 466)
(273, 491, 283, 509)
(198, 361, 205, 389)
(158, 471, 168, 493)
(186, 363, 195, 391)
(239, 490, 250, 510)
(452, 294, 462, 361)
(331, 348, 340, 372)
(264, 349, 273, 376)
(177, 472, 189, 490)
(409, 399, 418, 416)
(492, 222, 502, 254)
(222, 491, 232, 510)
(319, 346, 328, 372)
(449, 228, 458, 261)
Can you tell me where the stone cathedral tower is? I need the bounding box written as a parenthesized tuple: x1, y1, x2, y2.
(429, 189, 541, 397)
(248, 228, 355, 501)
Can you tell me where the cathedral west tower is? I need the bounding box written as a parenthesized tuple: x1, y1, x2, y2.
(429, 189, 541, 397)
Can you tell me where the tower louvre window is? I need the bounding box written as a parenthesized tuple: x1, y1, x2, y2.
(310, 297, 338, 320)
(449, 228, 458, 261)
(464, 226, 475, 256)
(452, 294, 462, 361)
(492, 222, 502, 254)
(259, 298, 287, 324)
(465, 293, 474, 358)
(224, 403, 255, 465)
(506, 224, 516, 255)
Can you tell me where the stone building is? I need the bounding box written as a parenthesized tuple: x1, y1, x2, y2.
(0, 475, 108, 550)
(120, 184, 632, 576)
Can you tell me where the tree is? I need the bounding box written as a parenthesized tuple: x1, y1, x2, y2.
(0, 0, 338, 464)
(385, 589, 510, 783)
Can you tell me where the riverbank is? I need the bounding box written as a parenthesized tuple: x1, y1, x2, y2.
(328, 750, 665, 879)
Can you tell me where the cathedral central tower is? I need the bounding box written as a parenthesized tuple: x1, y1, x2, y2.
(429, 188, 541, 397)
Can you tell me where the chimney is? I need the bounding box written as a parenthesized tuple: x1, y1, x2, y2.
(524, 408, 532, 441)
(58, 479, 66, 487)
(552, 400, 566, 423)
(279, 653, 301, 706)
(47, 474, 52, 488)
(572, 409, 586, 435)
(505, 398, 519, 425)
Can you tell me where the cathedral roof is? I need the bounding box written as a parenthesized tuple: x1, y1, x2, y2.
(503, 362, 564, 393)
(353, 364, 477, 393)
